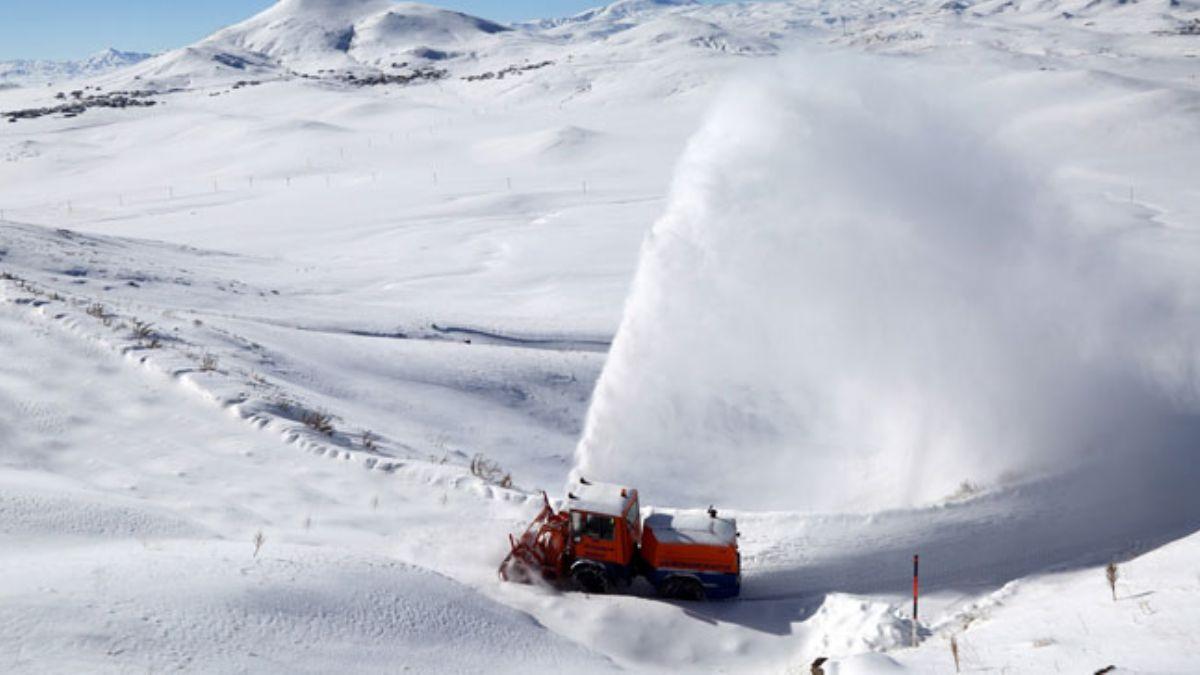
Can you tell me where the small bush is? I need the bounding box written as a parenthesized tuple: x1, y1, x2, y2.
(86, 303, 106, 319)
(362, 430, 379, 451)
(1106, 561, 1119, 601)
(131, 319, 161, 348)
(253, 530, 265, 557)
(470, 454, 513, 489)
(131, 319, 155, 340)
(199, 353, 218, 372)
(301, 409, 335, 435)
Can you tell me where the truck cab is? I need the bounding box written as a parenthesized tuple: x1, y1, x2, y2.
(562, 479, 740, 600)
(564, 480, 640, 593)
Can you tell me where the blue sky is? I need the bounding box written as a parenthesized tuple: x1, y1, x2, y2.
(0, 1, 681, 61)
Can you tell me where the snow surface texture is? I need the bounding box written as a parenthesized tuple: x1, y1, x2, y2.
(2, 0, 1200, 672)
(576, 53, 1200, 513)
(0, 300, 614, 673)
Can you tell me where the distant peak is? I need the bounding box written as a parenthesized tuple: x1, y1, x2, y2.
(602, 0, 700, 11)
(87, 48, 150, 59)
(564, 0, 700, 24)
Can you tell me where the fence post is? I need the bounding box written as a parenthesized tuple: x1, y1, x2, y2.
(912, 554, 920, 646)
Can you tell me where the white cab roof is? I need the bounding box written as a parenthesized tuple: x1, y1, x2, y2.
(566, 479, 635, 517)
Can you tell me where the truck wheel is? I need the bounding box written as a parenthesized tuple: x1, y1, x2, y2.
(571, 564, 609, 595)
(660, 577, 705, 602)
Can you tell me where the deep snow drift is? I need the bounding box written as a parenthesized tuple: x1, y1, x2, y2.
(576, 54, 1200, 513)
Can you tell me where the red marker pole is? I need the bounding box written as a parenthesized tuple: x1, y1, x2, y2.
(912, 554, 920, 646)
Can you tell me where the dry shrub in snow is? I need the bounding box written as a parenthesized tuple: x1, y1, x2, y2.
(362, 430, 379, 451)
(131, 319, 161, 348)
(301, 409, 335, 436)
(471, 454, 513, 488)
(131, 319, 154, 340)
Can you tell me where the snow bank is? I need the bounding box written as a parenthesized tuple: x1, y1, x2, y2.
(1, 540, 615, 673)
(576, 54, 1198, 512)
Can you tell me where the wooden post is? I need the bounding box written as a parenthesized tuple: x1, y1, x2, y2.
(912, 554, 920, 646)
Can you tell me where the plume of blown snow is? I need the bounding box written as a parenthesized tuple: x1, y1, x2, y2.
(575, 54, 1197, 512)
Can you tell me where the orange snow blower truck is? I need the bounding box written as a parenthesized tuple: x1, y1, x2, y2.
(499, 479, 740, 600)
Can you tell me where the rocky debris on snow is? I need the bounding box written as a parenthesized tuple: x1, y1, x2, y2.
(335, 67, 448, 87)
(3, 88, 179, 124)
(463, 60, 554, 82)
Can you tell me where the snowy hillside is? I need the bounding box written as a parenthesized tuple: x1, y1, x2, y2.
(0, 49, 152, 87)
(1, 0, 1199, 672)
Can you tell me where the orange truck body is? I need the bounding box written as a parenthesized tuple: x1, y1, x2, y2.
(500, 480, 740, 600)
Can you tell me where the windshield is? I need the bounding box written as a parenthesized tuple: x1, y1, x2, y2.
(572, 512, 615, 541)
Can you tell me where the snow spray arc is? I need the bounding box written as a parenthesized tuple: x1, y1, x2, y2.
(575, 53, 1194, 512)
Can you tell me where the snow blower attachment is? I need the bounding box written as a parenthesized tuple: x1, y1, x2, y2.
(499, 492, 569, 584)
(499, 480, 740, 600)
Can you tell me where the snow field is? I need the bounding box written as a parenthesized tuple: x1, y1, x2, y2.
(1, 0, 1199, 672)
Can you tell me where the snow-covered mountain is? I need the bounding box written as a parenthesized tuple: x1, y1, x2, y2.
(90, 0, 1198, 90)
(110, 0, 807, 88)
(125, 0, 531, 83)
(536, 0, 701, 27)
(0, 48, 152, 86)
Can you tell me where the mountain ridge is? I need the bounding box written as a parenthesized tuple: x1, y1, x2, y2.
(0, 48, 153, 85)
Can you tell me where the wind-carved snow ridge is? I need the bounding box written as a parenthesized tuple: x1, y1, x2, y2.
(576, 53, 1200, 513)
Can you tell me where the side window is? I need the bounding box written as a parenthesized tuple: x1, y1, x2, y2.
(583, 514, 615, 541)
(625, 499, 640, 535)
